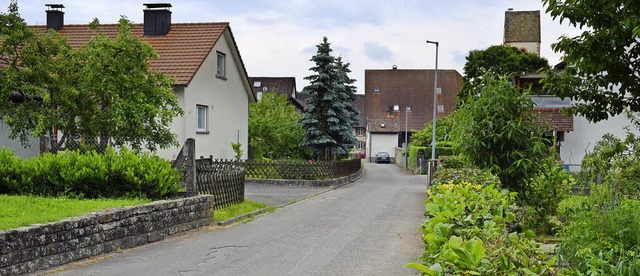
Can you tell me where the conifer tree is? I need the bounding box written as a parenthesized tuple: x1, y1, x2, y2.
(299, 37, 357, 160)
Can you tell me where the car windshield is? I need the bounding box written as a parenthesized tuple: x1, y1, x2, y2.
(377, 152, 389, 157)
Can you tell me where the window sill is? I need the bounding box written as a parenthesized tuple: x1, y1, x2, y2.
(196, 130, 210, 134)
(216, 75, 227, 80)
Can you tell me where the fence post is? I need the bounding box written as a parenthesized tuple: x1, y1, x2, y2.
(185, 138, 197, 197)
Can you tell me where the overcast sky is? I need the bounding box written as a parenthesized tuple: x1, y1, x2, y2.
(9, 0, 582, 93)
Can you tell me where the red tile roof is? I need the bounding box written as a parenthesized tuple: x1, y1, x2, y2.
(32, 22, 231, 86)
(533, 107, 574, 132)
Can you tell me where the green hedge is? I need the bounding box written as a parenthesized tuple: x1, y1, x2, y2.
(407, 146, 454, 169)
(0, 147, 181, 199)
(431, 167, 501, 187)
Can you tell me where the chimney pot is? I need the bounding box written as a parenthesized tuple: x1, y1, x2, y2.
(45, 4, 65, 31)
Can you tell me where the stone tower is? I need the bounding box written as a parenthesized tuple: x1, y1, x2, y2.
(503, 9, 541, 55)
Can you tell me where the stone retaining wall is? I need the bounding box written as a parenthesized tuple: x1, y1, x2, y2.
(246, 168, 364, 187)
(0, 196, 214, 275)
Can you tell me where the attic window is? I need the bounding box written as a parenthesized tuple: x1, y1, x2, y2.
(216, 52, 226, 79)
(380, 123, 386, 128)
(253, 81, 261, 87)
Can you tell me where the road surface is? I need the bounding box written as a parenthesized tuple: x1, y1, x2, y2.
(51, 163, 426, 276)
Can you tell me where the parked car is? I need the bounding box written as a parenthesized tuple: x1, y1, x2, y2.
(358, 149, 366, 159)
(375, 152, 390, 163)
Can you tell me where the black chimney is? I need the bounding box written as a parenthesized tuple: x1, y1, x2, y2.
(143, 3, 172, 36)
(45, 4, 64, 31)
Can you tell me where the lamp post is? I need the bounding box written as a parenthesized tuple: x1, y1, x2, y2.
(426, 40, 439, 160)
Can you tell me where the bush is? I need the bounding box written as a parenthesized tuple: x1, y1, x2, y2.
(431, 168, 500, 187)
(522, 160, 575, 234)
(437, 155, 469, 169)
(0, 148, 22, 194)
(559, 198, 640, 274)
(409, 182, 555, 275)
(1, 148, 181, 199)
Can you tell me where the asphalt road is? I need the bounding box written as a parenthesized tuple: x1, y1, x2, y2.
(50, 163, 426, 276)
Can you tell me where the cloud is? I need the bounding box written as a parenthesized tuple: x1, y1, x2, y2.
(363, 42, 393, 62)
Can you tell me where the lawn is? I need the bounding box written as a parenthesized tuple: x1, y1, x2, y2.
(0, 195, 150, 231)
(214, 200, 270, 222)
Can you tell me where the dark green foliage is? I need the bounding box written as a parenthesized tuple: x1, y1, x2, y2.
(249, 92, 308, 160)
(0, 148, 181, 199)
(542, 0, 640, 122)
(0, 148, 22, 193)
(299, 37, 357, 160)
(459, 45, 549, 104)
(431, 167, 501, 187)
(452, 73, 551, 194)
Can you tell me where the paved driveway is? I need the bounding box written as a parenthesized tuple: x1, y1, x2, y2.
(51, 163, 426, 276)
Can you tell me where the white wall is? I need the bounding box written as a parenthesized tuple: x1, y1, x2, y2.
(0, 119, 40, 159)
(367, 133, 398, 162)
(561, 113, 635, 172)
(505, 42, 540, 55)
(178, 29, 250, 160)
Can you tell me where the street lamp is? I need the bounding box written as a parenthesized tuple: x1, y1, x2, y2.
(426, 40, 439, 160)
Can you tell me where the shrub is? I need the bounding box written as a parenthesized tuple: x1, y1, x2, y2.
(522, 160, 575, 234)
(1, 148, 181, 199)
(431, 168, 500, 187)
(0, 148, 22, 193)
(437, 155, 469, 169)
(559, 198, 640, 274)
(409, 182, 555, 275)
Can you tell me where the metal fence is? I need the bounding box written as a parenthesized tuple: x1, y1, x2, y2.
(243, 158, 361, 180)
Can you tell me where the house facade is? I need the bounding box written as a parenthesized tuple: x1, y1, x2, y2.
(248, 77, 306, 112)
(364, 67, 462, 162)
(0, 3, 255, 159)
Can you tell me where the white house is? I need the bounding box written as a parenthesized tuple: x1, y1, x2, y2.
(1, 3, 255, 160)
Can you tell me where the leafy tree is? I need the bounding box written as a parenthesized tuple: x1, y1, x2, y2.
(300, 37, 357, 160)
(0, 1, 182, 153)
(411, 116, 455, 147)
(452, 73, 551, 193)
(248, 92, 306, 159)
(459, 45, 549, 104)
(75, 17, 182, 152)
(542, 0, 640, 122)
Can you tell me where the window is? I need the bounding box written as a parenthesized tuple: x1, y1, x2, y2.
(373, 87, 380, 94)
(216, 52, 226, 78)
(436, 88, 442, 94)
(393, 105, 400, 112)
(357, 128, 365, 136)
(357, 141, 365, 149)
(437, 105, 445, 112)
(253, 81, 261, 87)
(196, 105, 208, 133)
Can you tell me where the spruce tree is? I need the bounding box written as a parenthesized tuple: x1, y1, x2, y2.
(299, 37, 357, 160)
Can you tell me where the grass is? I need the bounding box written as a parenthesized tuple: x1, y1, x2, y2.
(0, 195, 150, 231)
(214, 200, 270, 222)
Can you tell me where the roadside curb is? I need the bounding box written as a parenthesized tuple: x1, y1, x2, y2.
(216, 168, 365, 226)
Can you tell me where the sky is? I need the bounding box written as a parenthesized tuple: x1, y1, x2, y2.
(8, 0, 583, 93)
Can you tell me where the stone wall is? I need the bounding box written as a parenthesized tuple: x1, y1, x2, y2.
(0, 196, 214, 275)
